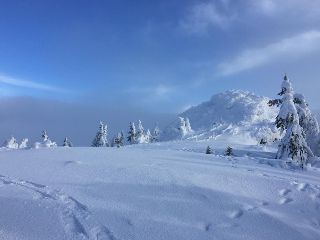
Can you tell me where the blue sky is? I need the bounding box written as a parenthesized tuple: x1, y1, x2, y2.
(1, 0, 320, 113)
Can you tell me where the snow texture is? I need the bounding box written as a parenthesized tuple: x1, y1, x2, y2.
(0, 140, 320, 240)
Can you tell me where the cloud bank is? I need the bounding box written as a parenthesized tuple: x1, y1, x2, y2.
(218, 30, 320, 76)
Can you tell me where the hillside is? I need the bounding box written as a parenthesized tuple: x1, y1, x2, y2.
(162, 90, 280, 143)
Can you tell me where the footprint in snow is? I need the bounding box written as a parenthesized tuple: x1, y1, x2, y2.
(257, 200, 269, 206)
(279, 189, 291, 196)
(229, 209, 243, 219)
(279, 197, 293, 204)
(297, 183, 309, 191)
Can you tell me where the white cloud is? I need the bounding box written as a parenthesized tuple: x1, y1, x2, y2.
(180, 2, 231, 34)
(124, 84, 174, 100)
(0, 74, 64, 92)
(218, 30, 320, 76)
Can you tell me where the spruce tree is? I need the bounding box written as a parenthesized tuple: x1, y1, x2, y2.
(19, 138, 28, 148)
(145, 129, 152, 143)
(225, 146, 234, 156)
(206, 146, 212, 154)
(2, 135, 19, 149)
(275, 74, 312, 167)
(92, 121, 108, 147)
(127, 122, 137, 144)
(62, 137, 72, 147)
(294, 93, 320, 156)
(42, 130, 49, 141)
(153, 122, 161, 142)
(62, 137, 69, 147)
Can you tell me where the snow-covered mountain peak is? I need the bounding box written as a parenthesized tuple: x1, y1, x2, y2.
(162, 90, 279, 143)
(182, 90, 277, 130)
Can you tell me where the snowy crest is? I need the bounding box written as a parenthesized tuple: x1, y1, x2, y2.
(162, 90, 279, 143)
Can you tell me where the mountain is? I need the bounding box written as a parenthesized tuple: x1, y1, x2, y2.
(162, 90, 280, 144)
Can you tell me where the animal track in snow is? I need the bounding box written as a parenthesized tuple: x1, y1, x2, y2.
(0, 175, 117, 240)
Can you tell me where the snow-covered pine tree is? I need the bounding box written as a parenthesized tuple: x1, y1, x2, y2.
(42, 130, 49, 141)
(206, 146, 212, 154)
(92, 121, 108, 147)
(2, 135, 19, 149)
(136, 120, 146, 143)
(145, 129, 152, 143)
(153, 122, 162, 142)
(19, 138, 28, 148)
(275, 74, 313, 167)
(114, 132, 124, 148)
(62, 138, 69, 147)
(102, 124, 108, 147)
(225, 146, 234, 156)
(294, 93, 320, 156)
(127, 122, 137, 144)
(33, 130, 57, 148)
(110, 135, 116, 147)
(185, 118, 192, 132)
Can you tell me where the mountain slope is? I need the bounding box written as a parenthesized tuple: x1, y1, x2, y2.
(162, 90, 280, 144)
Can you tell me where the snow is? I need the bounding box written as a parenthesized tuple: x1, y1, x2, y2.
(0, 139, 320, 240)
(162, 90, 280, 143)
(1, 90, 320, 239)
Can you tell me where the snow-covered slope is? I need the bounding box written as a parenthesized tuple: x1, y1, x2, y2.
(162, 90, 280, 144)
(0, 143, 320, 240)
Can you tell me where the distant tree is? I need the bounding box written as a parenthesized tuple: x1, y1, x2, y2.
(62, 137, 73, 147)
(92, 121, 108, 147)
(136, 120, 147, 143)
(145, 129, 152, 143)
(113, 131, 124, 148)
(127, 122, 137, 144)
(153, 122, 162, 142)
(185, 118, 192, 132)
(206, 146, 212, 154)
(19, 138, 28, 148)
(225, 146, 234, 156)
(2, 135, 19, 149)
(260, 138, 267, 145)
(42, 130, 49, 141)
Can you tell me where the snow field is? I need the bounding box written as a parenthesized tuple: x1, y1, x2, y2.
(0, 143, 320, 240)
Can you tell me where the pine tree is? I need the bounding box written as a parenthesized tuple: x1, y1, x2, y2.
(145, 129, 152, 143)
(136, 120, 146, 143)
(42, 130, 49, 141)
(153, 122, 161, 142)
(225, 146, 234, 156)
(275, 74, 312, 167)
(185, 118, 192, 132)
(206, 146, 212, 154)
(62, 138, 69, 147)
(294, 93, 320, 156)
(92, 121, 108, 147)
(114, 131, 124, 148)
(2, 135, 19, 149)
(127, 122, 137, 144)
(19, 138, 28, 148)
(137, 120, 144, 136)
